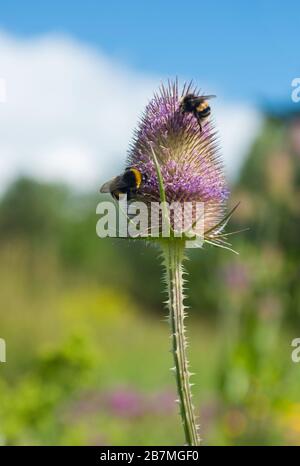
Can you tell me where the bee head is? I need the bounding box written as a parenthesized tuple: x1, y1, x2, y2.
(180, 93, 197, 113)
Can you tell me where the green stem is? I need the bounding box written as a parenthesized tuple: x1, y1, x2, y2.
(162, 240, 200, 446)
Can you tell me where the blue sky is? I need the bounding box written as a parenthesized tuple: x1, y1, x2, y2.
(0, 0, 299, 103)
(0, 1, 297, 191)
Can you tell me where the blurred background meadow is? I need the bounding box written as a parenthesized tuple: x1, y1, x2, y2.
(0, 0, 300, 446)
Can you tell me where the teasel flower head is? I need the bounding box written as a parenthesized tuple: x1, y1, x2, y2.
(127, 80, 231, 242)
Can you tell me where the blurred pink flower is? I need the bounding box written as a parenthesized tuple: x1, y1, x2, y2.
(222, 262, 250, 291)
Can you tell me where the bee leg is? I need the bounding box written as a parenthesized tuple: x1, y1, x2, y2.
(126, 189, 131, 201)
(127, 187, 138, 201)
(197, 117, 203, 133)
(193, 112, 202, 132)
(130, 188, 139, 200)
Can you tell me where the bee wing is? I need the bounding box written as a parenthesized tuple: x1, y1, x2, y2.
(186, 94, 216, 102)
(200, 94, 216, 100)
(100, 178, 115, 193)
(100, 175, 129, 193)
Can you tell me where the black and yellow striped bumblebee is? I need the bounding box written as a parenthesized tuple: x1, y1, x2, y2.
(100, 167, 146, 201)
(180, 93, 216, 132)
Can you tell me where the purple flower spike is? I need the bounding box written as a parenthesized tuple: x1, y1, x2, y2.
(127, 80, 229, 233)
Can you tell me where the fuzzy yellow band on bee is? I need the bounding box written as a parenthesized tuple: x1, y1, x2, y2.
(130, 168, 142, 189)
(196, 101, 208, 112)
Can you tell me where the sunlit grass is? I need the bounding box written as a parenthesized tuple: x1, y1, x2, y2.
(0, 241, 299, 445)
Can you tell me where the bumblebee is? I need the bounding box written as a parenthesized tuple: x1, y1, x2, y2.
(180, 93, 216, 132)
(100, 167, 146, 200)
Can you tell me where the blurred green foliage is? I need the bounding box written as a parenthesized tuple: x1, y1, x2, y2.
(0, 114, 300, 445)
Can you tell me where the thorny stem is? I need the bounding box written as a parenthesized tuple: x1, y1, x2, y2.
(162, 240, 200, 446)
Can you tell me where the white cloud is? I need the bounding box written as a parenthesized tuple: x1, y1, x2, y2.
(0, 31, 262, 193)
(215, 104, 263, 180)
